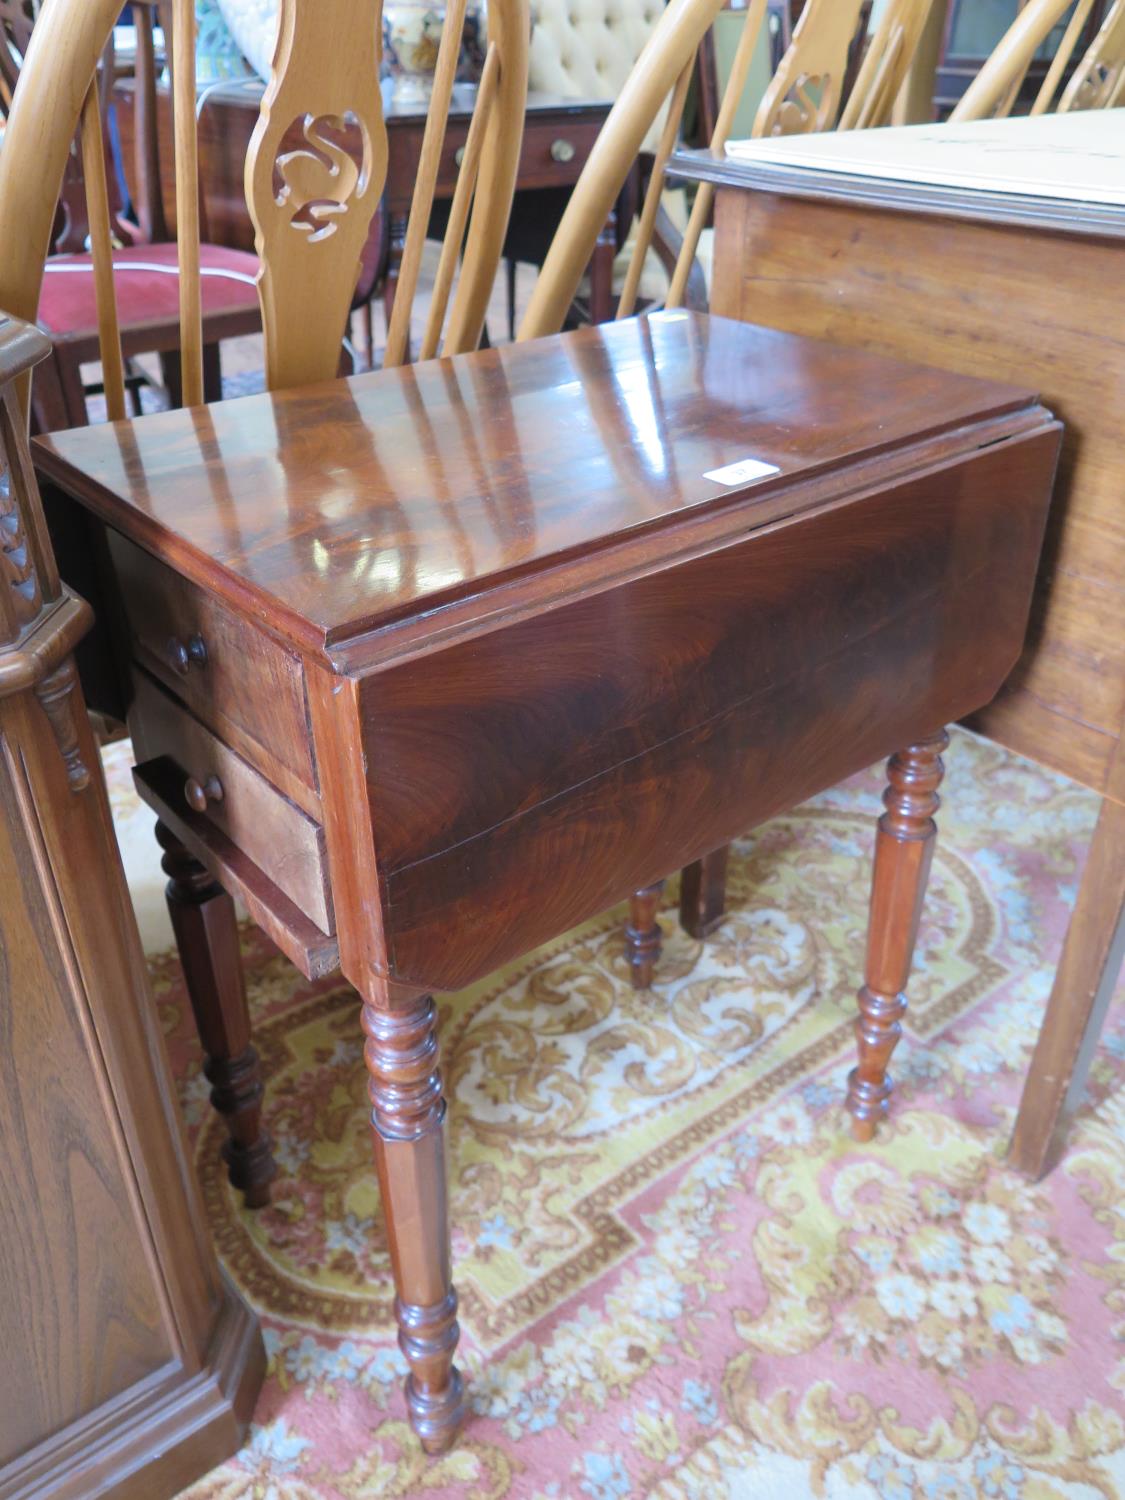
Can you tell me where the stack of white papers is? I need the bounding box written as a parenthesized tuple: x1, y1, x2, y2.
(724, 109, 1125, 205)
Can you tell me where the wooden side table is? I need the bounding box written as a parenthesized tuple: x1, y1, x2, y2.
(0, 315, 264, 1499)
(36, 312, 1060, 1451)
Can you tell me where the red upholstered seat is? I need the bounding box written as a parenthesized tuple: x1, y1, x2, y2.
(38, 240, 260, 337)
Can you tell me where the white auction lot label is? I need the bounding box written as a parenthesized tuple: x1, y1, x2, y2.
(702, 458, 781, 486)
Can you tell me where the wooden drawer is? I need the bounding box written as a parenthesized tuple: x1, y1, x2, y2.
(516, 116, 605, 189)
(108, 532, 318, 813)
(387, 112, 606, 205)
(129, 670, 333, 935)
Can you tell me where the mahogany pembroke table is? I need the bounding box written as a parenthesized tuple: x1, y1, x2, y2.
(34, 312, 1060, 1451)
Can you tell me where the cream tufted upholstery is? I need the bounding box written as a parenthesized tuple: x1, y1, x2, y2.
(530, 0, 671, 153)
(527, 0, 674, 303)
(529, 0, 665, 98)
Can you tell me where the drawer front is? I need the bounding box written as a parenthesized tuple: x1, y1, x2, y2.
(516, 116, 606, 189)
(108, 532, 318, 810)
(386, 113, 607, 204)
(130, 670, 333, 935)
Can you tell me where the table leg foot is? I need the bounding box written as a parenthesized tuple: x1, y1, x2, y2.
(626, 880, 665, 989)
(845, 730, 948, 1140)
(363, 990, 465, 1452)
(679, 845, 730, 938)
(157, 820, 276, 1207)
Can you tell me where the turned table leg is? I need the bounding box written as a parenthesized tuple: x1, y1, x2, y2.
(362, 988, 464, 1453)
(1008, 794, 1125, 1179)
(680, 845, 730, 938)
(156, 821, 276, 1207)
(626, 879, 665, 989)
(846, 731, 948, 1142)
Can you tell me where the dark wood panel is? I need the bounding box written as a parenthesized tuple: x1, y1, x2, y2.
(709, 189, 1125, 797)
(367, 429, 1058, 990)
(0, 721, 172, 1456)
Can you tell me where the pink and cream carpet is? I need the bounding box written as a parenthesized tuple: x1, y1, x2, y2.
(103, 724, 1125, 1499)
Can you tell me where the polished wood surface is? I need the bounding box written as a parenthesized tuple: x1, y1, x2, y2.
(847, 731, 948, 1139)
(157, 819, 277, 1210)
(0, 314, 264, 1498)
(36, 316, 1034, 657)
(672, 143, 1123, 1176)
(677, 160, 1125, 798)
(36, 311, 1061, 1448)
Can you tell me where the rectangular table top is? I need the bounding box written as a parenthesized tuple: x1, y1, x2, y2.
(671, 110, 1125, 238)
(35, 313, 1032, 662)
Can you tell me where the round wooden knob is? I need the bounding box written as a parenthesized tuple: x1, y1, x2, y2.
(550, 138, 576, 164)
(184, 774, 223, 813)
(166, 632, 208, 676)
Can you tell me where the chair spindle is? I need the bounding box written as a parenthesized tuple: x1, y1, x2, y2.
(666, 0, 767, 308)
(420, 42, 501, 361)
(615, 58, 693, 320)
(172, 0, 204, 405)
(79, 79, 126, 422)
(384, 0, 471, 367)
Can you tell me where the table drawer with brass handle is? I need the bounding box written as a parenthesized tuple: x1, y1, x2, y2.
(108, 531, 319, 813)
(517, 117, 604, 187)
(129, 668, 333, 936)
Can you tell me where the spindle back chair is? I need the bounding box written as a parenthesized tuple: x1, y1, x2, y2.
(0, 0, 530, 423)
(1057, 0, 1125, 109)
(950, 0, 1125, 120)
(521, 0, 934, 336)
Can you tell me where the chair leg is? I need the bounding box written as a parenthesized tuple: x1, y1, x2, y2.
(159, 350, 183, 410)
(680, 845, 730, 938)
(202, 343, 223, 403)
(626, 879, 665, 989)
(31, 349, 89, 433)
(362, 987, 465, 1454)
(156, 820, 276, 1207)
(362, 300, 375, 369)
(846, 730, 948, 1142)
(1008, 794, 1125, 1179)
(506, 258, 518, 344)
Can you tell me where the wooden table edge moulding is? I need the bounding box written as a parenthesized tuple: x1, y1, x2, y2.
(668, 130, 1125, 1181)
(34, 309, 1063, 1453)
(0, 311, 265, 1500)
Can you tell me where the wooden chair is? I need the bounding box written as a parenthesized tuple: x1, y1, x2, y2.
(1, 0, 263, 431)
(950, 0, 1125, 121)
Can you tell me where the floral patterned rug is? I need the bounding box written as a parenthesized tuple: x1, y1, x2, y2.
(103, 727, 1125, 1499)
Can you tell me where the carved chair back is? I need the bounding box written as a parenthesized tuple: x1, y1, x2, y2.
(0, 0, 529, 418)
(949, 0, 1097, 120)
(521, 0, 933, 335)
